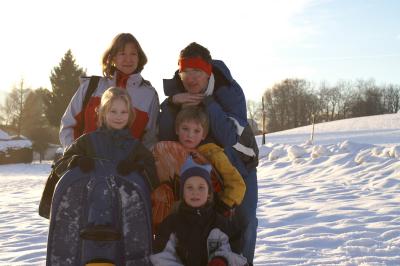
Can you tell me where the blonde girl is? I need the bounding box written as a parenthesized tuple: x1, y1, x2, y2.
(39, 87, 159, 219)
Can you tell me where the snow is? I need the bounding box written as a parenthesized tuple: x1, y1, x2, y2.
(0, 130, 32, 152)
(0, 139, 32, 152)
(0, 129, 11, 140)
(260, 113, 400, 146)
(0, 163, 50, 264)
(1, 113, 400, 265)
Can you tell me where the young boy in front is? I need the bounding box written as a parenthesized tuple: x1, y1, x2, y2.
(151, 157, 247, 266)
(151, 106, 246, 231)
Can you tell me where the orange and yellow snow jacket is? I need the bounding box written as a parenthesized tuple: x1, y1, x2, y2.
(151, 141, 246, 231)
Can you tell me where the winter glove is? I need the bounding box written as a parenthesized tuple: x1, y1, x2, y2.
(208, 256, 228, 266)
(68, 155, 95, 173)
(117, 159, 144, 176)
(215, 196, 235, 218)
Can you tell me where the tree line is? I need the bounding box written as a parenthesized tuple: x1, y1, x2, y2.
(248, 78, 400, 134)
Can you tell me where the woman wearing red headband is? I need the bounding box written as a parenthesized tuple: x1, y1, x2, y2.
(158, 42, 259, 265)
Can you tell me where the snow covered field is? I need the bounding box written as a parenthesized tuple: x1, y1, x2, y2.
(1, 113, 400, 265)
(0, 163, 50, 264)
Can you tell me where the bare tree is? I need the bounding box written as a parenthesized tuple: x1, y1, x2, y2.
(0, 96, 14, 126)
(336, 80, 354, 119)
(348, 79, 384, 117)
(261, 78, 399, 133)
(382, 84, 400, 113)
(263, 79, 317, 132)
(247, 99, 262, 133)
(318, 81, 342, 121)
(1, 79, 31, 135)
(22, 89, 52, 162)
(247, 100, 260, 121)
(263, 89, 278, 132)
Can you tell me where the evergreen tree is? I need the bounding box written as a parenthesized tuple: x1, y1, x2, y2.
(44, 50, 86, 127)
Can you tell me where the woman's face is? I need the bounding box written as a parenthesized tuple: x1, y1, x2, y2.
(179, 68, 210, 94)
(113, 43, 139, 75)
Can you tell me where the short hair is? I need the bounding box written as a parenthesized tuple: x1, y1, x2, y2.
(97, 87, 135, 128)
(102, 33, 147, 78)
(175, 106, 209, 136)
(179, 42, 212, 63)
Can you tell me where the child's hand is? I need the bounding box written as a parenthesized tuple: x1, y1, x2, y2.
(68, 155, 94, 173)
(172, 92, 204, 106)
(117, 159, 143, 176)
(214, 197, 235, 218)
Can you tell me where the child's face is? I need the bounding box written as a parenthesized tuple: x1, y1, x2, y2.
(113, 42, 139, 75)
(183, 176, 209, 208)
(176, 120, 205, 149)
(105, 98, 129, 130)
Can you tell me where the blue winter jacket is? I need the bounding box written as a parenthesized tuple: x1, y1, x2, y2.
(39, 127, 159, 219)
(159, 60, 258, 177)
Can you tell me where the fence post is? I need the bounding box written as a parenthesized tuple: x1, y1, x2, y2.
(262, 96, 266, 145)
(310, 113, 315, 144)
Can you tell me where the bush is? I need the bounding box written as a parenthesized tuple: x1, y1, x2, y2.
(0, 147, 33, 164)
(0, 133, 33, 164)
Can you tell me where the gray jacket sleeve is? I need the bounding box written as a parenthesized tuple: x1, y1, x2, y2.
(150, 233, 183, 266)
(141, 92, 159, 149)
(207, 228, 248, 266)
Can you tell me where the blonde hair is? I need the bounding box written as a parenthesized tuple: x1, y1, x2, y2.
(102, 33, 147, 78)
(175, 106, 209, 136)
(97, 87, 135, 128)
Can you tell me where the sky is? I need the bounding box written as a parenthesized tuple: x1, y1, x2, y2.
(0, 0, 400, 102)
(1, 113, 400, 264)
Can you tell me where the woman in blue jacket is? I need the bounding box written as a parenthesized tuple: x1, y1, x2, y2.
(158, 42, 259, 264)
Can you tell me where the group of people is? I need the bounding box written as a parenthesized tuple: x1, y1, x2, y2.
(40, 33, 259, 266)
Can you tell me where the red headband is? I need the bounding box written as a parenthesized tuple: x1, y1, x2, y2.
(178, 57, 212, 76)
